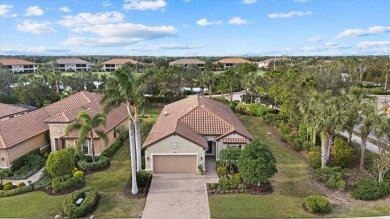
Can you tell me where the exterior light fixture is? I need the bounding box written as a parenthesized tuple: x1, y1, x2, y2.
(147, 157, 150, 161)
(200, 157, 203, 160)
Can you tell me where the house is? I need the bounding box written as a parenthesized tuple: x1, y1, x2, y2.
(0, 58, 38, 73)
(142, 95, 253, 173)
(258, 57, 291, 69)
(215, 57, 254, 70)
(0, 91, 128, 169)
(0, 103, 29, 122)
(169, 58, 205, 71)
(55, 58, 93, 72)
(100, 58, 140, 72)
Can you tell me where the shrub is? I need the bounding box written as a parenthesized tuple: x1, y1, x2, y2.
(304, 195, 331, 214)
(25, 153, 46, 169)
(0, 185, 33, 197)
(63, 187, 99, 218)
(235, 103, 249, 114)
(101, 140, 122, 158)
(77, 156, 108, 171)
(0, 183, 2, 190)
(247, 104, 272, 116)
(34, 170, 53, 190)
(369, 88, 388, 95)
(216, 160, 224, 168)
(290, 134, 304, 151)
(11, 148, 40, 171)
(46, 149, 75, 180)
(17, 182, 26, 188)
(217, 166, 227, 177)
(4, 182, 12, 187)
(134, 171, 152, 187)
(238, 140, 277, 185)
(3, 184, 13, 190)
(220, 147, 241, 173)
(308, 147, 321, 169)
(1, 169, 11, 178)
(351, 180, 390, 200)
(52, 176, 82, 193)
(73, 171, 84, 180)
(141, 121, 155, 143)
(314, 167, 345, 191)
(333, 137, 352, 168)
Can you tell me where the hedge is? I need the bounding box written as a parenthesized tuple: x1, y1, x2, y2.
(11, 148, 40, 171)
(63, 186, 99, 218)
(77, 156, 109, 171)
(0, 185, 33, 198)
(314, 167, 345, 191)
(304, 195, 331, 214)
(101, 140, 122, 158)
(351, 180, 390, 200)
(52, 176, 83, 193)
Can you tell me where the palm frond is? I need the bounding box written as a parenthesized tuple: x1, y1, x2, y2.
(95, 129, 109, 146)
(65, 123, 82, 135)
(92, 113, 107, 128)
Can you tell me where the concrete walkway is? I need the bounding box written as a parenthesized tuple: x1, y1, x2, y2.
(339, 131, 380, 154)
(2, 167, 45, 186)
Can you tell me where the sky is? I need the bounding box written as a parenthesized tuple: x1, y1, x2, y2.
(0, 0, 390, 56)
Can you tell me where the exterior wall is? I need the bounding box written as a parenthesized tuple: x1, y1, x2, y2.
(102, 64, 123, 72)
(4, 132, 48, 168)
(0, 150, 8, 168)
(48, 123, 69, 152)
(216, 133, 249, 160)
(8, 64, 38, 73)
(144, 135, 206, 171)
(56, 64, 92, 72)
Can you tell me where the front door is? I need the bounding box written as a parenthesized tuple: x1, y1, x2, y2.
(206, 141, 215, 156)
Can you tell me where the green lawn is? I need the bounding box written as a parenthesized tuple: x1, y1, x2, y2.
(142, 107, 163, 123)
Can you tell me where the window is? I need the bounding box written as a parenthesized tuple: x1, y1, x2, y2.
(83, 139, 89, 154)
(172, 139, 178, 149)
(114, 127, 117, 138)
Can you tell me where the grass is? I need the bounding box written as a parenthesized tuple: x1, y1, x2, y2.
(209, 115, 319, 218)
(142, 107, 163, 123)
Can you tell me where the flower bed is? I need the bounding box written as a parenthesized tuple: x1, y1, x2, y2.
(0, 183, 33, 198)
(63, 186, 99, 218)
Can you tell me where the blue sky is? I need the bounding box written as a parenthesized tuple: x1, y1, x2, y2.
(0, 0, 390, 56)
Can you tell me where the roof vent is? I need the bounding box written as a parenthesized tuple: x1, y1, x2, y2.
(201, 104, 205, 108)
(163, 111, 170, 116)
(192, 104, 196, 108)
(86, 108, 91, 111)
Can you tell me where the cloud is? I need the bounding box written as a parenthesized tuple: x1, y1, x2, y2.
(102, 1, 112, 6)
(15, 20, 56, 34)
(242, 0, 257, 4)
(308, 36, 322, 42)
(24, 6, 44, 16)
(228, 17, 248, 25)
(293, 0, 311, 2)
(335, 25, 390, 39)
(57, 11, 125, 27)
(268, 11, 312, 19)
(125, 43, 203, 51)
(358, 41, 390, 48)
(63, 37, 142, 46)
(196, 18, 222, 26)
(182, 0, 191, 2)
(0, 5, 13, 16)
(324, 42, 338, 47)
(59, 7, 71, 13)
(0, 45, 70, 55)
(123, 0, 167, 11)
(11, 13, 17, 17)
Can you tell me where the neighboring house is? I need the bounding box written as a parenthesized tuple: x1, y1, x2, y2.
(169, 58, 205, 71)
(215, 57, 254, 70)
(0, 91, 128, 169)
(0, 103, 29, 122)
(258, 57, 291, 69)
(143, 95, 253, 173)
(100, 58, 140, 72)
(55, 58, 93, 72)
(0, 58, 38, 73)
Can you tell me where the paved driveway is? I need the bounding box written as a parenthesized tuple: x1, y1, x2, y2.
(142, 173, 217, 219)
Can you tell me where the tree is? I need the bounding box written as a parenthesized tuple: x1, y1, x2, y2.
(65, 111, 108, 163)
(219, 68, 237, 102)
(237, 140, 277, 185)
(46, 149, 74, 181)
(14, 81, 58, 107)
(375, 149, 390, 183)
(219, 147, 241, 173)
(0, 69, 16, 103)
(49, 71, 63, 94)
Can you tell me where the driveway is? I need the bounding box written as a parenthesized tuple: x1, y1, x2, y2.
(142, 172, 218, 219)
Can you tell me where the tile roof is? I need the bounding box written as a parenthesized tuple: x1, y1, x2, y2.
(0, 91, 129, 149)
(222, 138, 247, 144)
(142, 95, 252, 149)
(169, 59, 205, 65)
(0, 58, 36, 65)
(216, 58, 252, 64)
(56, 58, 91, 64)
(0, 103, 29, 118)
(101, 58, 140, 65)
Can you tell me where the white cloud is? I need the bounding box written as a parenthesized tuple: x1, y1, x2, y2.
(24, 6, 44, 16)
(335, 25, 390, 39)
(182, 0, 191, 2)
(228, 17, 248, 25)
(125, 43, 203, 51)
(358, 41, 390, 48)
(196, 18, 222, 26)
(123, 0, 167, 11)
(102, 1, 112, 6)
(0, 5, 13, 16)
(268, 11, 312, 19)
(63, 37, 142, 46)
(293, 0, 311, 3)
(324, 42, 337, 47)
(11, 13, 17, 17)
(242, 0, 257, 4)
(59, 7, 71, 13)
(0, 45, 70, 54)
(308, 36, 322, 42)
(57, 11, 125, 27)
(15, 20, 56, 34)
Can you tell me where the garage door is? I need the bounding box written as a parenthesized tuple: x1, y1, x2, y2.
(153, 155, 197, 173)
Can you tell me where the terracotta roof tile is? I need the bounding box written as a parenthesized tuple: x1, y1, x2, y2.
(56, 58, 91, 64)
(169, 59, 205, 65)
(216, 58, 251, 64)
(0, 58, 36, 65)
(0, 103, 29, 118)
(101, 58, 140, 65)
(223, 138, 247, 144)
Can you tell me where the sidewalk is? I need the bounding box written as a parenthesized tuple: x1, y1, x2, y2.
(2, 167, 45, 186)
(339, 131, 380, 154)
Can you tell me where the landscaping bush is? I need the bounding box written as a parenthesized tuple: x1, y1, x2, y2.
(1, 169, 11, 178)
(216, 160, 224, 168)
(10, 152, 45, 180)
(333, 137, 352, 168)
(11, 148, 40, 171)
(351, 180, 390, 200)
(304, 195, 331, 214)
(77, 156, 108, 171)
(217, 166, 227, 177)
(101, 140, 122, 158)
(46, 149, 75, 180)
(0, 185, 33, 197)
(73, 171, 84, 180)
(369, 87, 389, 95)
(135, 171, 152, 187)
(314, 167, 345, 190)
(17, 182, 26, 188)
(247, 104, 272, 116)
(220, 147, 241, 174)
(308, 147, 321, 169)
(52, 176, 83, 193)
(63, 186, 99, 218)
(141, 121, 155, 143)
(33, 170, 53, 190)
(235, 103, 249, 114)
(3, 184, 13, 190)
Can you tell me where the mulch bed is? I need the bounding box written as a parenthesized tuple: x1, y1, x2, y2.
(123, 178, 152, 199)
(245, 182, 273, 195)
(40, 181, 86, 196)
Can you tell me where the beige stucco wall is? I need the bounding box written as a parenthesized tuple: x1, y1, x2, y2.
(144, 135, 206, 172)
(217, 133, 249, 160)
(48, 123, 69, 152)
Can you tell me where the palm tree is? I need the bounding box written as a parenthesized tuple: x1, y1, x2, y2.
(100, 65, 151, 194)
(358, 101, 389, 171)
(49, 71, 63, 94)
(66, 111, 108, 163)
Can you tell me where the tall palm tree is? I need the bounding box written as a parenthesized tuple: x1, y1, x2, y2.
(100, 65, 151, 194)
(49, 71, 63, 94)
(66, 111, 108, 162)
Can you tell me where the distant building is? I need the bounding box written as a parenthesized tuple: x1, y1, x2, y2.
(100, 58, 140, 72)
(258, 57, 291, 69)
(169, 58, 205, 70)
(55, 58, 93, 72)
(0, 58, 38, 73)
(0, 103, 29, 122)
(215, 58, 254, 70)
